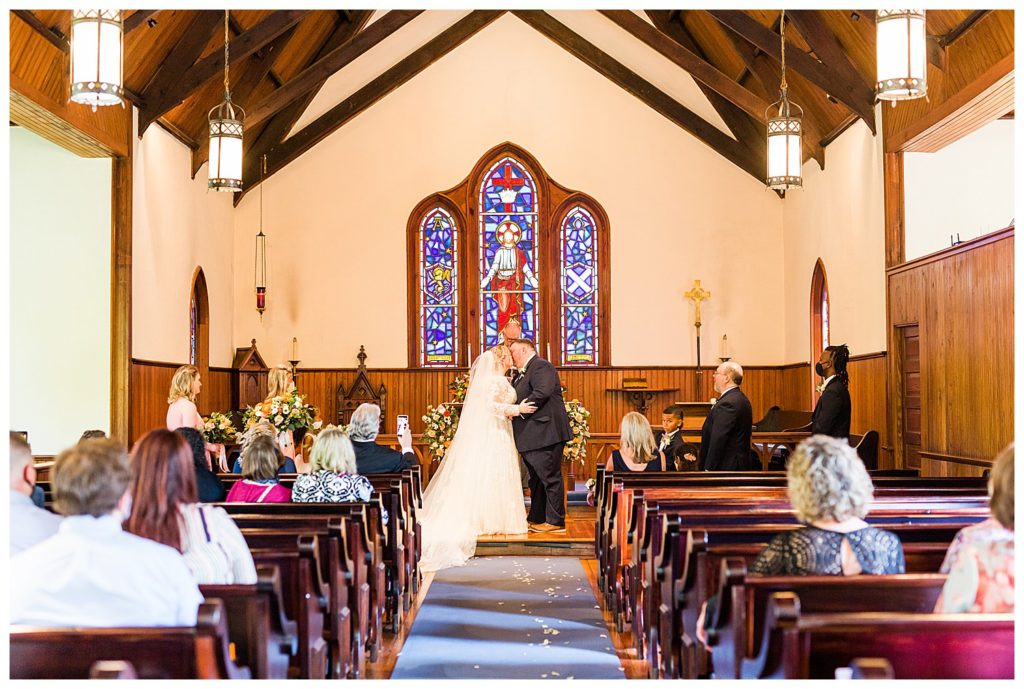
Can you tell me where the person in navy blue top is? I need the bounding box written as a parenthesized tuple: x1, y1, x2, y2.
(605, 412, 668, 472)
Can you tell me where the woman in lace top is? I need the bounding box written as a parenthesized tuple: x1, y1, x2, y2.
(293, 428, 387, 525)
(750, 435, 905, 575)
(934, 443, 1014, 613)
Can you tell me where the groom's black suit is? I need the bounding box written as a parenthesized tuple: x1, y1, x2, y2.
(512, 354, 572, 527)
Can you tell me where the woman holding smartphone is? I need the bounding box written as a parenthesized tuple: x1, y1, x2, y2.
(347, 402, 417, 474)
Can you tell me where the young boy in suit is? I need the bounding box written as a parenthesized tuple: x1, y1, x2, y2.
(657, 405, 699, 471)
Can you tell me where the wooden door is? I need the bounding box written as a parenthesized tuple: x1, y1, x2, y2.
(901, 326, 922, 469)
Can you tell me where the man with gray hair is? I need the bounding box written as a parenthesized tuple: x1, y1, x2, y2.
(9, 432, 62, 555)
(348, 403, 416, 474)
(698, 361, 753, 471)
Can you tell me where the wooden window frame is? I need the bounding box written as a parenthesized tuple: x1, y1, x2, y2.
(810, 258, 829, 400)
(189, 266, 211, 412)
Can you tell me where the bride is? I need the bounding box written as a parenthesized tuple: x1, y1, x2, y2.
(419, 344, 536, 571)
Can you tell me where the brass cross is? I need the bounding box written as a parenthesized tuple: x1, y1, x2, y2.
(684, 280, 711, 328)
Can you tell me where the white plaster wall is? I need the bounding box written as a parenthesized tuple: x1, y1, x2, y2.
(232, 14, 786, 368)
(904, 118, 1014, 260)
(132, 108, 236, 366)
(782, 114, 887, 363)
(10, 127, 111, 454)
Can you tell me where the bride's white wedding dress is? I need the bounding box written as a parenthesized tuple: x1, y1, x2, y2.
(418, 350, 528, 571)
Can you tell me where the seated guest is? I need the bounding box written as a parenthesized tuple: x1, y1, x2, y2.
(935, 443, 1014, 613)
(226, 435, 292, 503)
(79, 429, 106, 441)
(232, 420, 298, 474)
(811, 344, 852, 439)
(657, 404, 698, 471)
(751, 435, 905, 575)
(175, 427, 226, 503)
(11, 438, 202, 626)
(293, 428, 388, 523)
(606, 412, 667, 472)
(348, 403, 416, 474)
(126, 430, 257, 585)
(699, 362, 754, 471)
(9, 432, 61, 555)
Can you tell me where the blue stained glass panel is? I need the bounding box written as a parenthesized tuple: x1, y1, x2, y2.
(480, 157, 537, 216)
(560, 206, 598, 365)
(420, 208, 458, 366)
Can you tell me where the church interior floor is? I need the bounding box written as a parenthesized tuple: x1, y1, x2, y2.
(366, 506, 648, 680)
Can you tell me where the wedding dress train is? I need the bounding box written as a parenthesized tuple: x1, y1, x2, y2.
(418, 350, 528, 571)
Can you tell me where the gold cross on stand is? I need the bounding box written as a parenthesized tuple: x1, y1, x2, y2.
(684, 280, 711, 396)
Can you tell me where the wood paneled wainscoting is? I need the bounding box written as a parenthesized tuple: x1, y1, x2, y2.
(129, 360, 233, 442)
(887, 227, 1014, 477)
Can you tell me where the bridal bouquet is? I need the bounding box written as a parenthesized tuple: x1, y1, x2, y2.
(422, 403, 458, 461)
(244, 390, 323, 433)
(202, 411, 240, 444)
(563, 398, 591, 464)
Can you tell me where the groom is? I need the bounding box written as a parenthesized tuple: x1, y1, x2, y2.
(509, 339, 572, 533)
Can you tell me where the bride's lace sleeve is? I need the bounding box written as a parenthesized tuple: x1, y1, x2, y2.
(488, 378, 519, 418)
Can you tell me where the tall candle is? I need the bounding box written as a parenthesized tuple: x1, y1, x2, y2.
(721, 334, 728, 358)
(547, 343, 551, 362)
(292, 337, 297, 360)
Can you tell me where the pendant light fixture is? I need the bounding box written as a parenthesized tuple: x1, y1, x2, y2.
(254, 156, 268, 318)
(875, 10, 927, 102)
(208, 9, 244, 191)
(69, 10, 124, 110)
(766, 10, 803, 190)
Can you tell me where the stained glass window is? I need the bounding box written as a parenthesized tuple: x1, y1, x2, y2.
(189, 295, 198, 365)
(419, 208, 459, 366)
(560, 206, 599, 365)
(821, 281, 830, 350)
(479, 157, 540, 350)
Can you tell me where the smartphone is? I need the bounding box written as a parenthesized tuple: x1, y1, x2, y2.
(396, 415, 409, 436)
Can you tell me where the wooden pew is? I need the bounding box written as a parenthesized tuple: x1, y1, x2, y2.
(245, 535, 330, 679)
(706, 559, 947, 679)
(10, 600, 251, 679)
(199, 564, 298, 680)
(746, 592, 1014, 679)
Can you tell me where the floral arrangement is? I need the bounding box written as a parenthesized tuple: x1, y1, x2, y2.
(563, 398, 591, 464)
(244, 389, 323, 433)
(422, 403, 458, 462)
(449, 373, 470, 403)
(202, 411, 240, 444)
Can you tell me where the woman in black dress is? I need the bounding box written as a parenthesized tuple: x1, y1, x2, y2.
(605, 411, 668, 472)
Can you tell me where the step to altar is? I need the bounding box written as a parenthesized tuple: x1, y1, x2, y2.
(474, 538, 595, 558)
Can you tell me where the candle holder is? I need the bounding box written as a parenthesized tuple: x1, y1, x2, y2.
(288, 359, 301, 382)
(719, 356, 731, 363)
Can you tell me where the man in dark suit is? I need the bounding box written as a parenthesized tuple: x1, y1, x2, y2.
(509, 339, 572, 533)
(699, 361, 753, 471)
(812, 344, 852, 439)
(348, 403, 416, 474)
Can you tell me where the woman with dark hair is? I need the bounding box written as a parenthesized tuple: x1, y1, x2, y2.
(225, 435, 292, 503)
(174, 427, 226, 503)
(125, 429, 255, 584)
(811, 344, 852, 439)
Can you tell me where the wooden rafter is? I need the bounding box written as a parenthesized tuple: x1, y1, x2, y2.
(600, 10, 770, 124)
(513, 10, 763, 183)
(721, 22, 826, 167)
(124, 10, 158, 34)
(236, 10, 505, 204)
(139, 10, 309, 135)
(708, 10, 877, 134)
(645, 11, 766, 170)
(236, 10, 373, 202)
(943, 10, 991, 47)
(787, 11, 874, 99)
(244, 10, 424, 130)
(11, 10, 68, 53)
(138, 11, 223, 131)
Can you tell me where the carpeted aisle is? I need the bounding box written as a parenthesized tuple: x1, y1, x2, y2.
(390, 556, 624, 679)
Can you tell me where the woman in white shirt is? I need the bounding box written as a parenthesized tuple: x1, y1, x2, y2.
(125, 429, 256, 585)
(166, 365, 227, 472)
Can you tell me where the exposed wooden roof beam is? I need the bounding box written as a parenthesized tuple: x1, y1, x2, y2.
(11, 10, 68, 53)
(137, 11, 223, 135)
(942, 10, 990, 47)
(787, 11, 874, 99)
(237, 11, 373, 201)
(124, 10, 158, 34)
(245, 10, 424, 130)
(236, 10, 504, 204)
(513, 10, 763, 183)
(139, 10, 309, 135)
(600, 10, 770, 124)
(708, 10, 876, 135)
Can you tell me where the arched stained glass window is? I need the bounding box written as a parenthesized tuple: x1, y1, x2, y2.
(479, 156, 540, 350)
(559, 205, 599, 365)
(419, 207, 459, 367)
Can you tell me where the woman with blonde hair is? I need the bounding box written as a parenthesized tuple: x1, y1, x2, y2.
(292, 428, 382, 518)
(605, 411, 666, 472)
(263, 364, 306, 471)
(166, 365, 226, 471)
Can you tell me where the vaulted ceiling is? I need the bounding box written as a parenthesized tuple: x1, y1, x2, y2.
(10, 9, 1014, 204)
